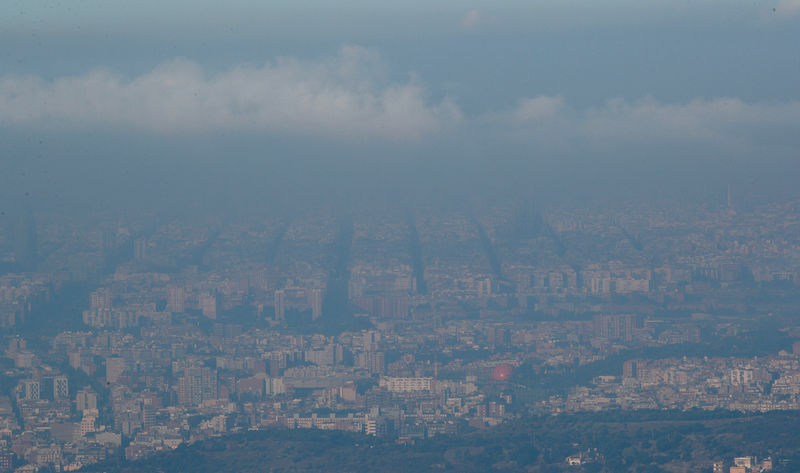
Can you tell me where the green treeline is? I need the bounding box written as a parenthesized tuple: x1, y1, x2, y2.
(80, 410, 800, 473)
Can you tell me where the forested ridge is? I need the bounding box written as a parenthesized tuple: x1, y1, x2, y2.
(80, 410, 800, 473)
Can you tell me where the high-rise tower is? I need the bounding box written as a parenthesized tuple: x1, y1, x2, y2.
(13, 209, 38, 271)
(274, 289, 286, 321)
(309, 288, 323, 320)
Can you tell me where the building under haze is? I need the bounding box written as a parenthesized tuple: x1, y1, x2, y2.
(274, 289, 286, 321)
(178, 367, 218, 407)
(167, 286, 185, 313)
(309, 288, 323, 320)
(12, 210, 37, 271)
(133, 237, 148, 260)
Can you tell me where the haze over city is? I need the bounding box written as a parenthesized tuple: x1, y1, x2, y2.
(1, 1, 800, 473)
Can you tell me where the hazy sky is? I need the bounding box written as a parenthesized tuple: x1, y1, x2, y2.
(2, 0, 800, 210)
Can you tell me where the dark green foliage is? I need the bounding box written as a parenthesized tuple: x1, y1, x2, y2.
(79, 411, 800, 473)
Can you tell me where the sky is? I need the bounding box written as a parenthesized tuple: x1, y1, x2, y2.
(2, 0, 800, 212)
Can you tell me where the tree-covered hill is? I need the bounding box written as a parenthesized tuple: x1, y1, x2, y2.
(80, 410, 800, 473)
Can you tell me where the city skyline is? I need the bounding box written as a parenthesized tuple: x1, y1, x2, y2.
(3, 1, 800, 472)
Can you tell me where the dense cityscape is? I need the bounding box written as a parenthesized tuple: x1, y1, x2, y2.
(2, 195, 800, 472)
(3, 0, 800, 470)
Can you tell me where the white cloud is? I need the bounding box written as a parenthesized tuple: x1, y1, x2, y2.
(580, 97, 800, 148)
(460, 10, 483, 29)
(502, 95, 800, 152)
(512, 96, 564, 122)
(0, 46, 461, 140)
(776, 0, 800, 15)
(2, 47, 797, 156)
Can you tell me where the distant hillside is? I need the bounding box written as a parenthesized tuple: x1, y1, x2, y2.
(81, 410, 800, 473)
